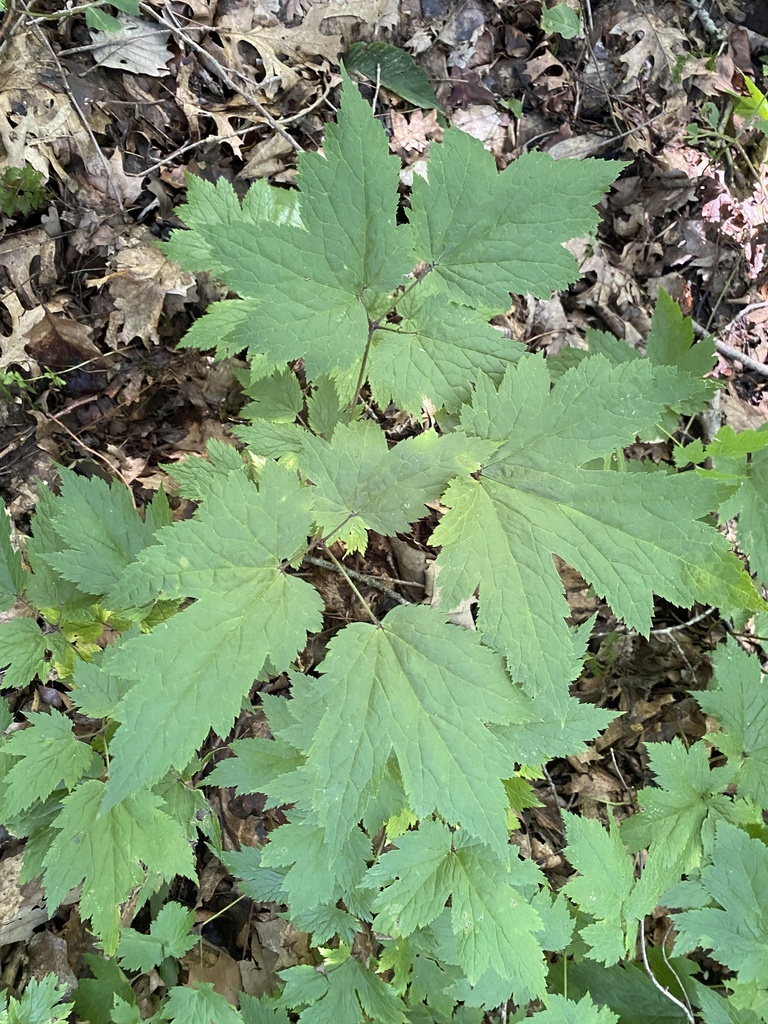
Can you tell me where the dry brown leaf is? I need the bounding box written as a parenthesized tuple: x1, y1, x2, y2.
(90, 15, 172, 77)
(610, 11, 687, 94)
(89, 244, 196, 348)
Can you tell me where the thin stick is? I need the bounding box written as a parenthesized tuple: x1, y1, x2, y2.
(638, 922, 696, 1024)
(19, 2, 127, 217)
(138, 2, 302, 153)
(317, 549, 382, 625)
(693, 307, 768, 379)
(305, 556, 411, 607)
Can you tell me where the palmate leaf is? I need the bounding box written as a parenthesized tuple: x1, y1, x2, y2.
(117, 901, 197, 973)
(99, 462, 323, 809)
(431, 356, 762, 707)
(42, 780, 195, 955)
(295, 604, 527, 857)
(278, 953, 406, 1024)
(166, 70, 412, 381)
(365, 820, 546, 992)
(408, 132, 624, 306)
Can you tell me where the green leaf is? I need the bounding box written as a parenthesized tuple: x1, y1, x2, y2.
(1, 974, 74, 1024)
(85, 7, 122, 31)
(166, 73, 412, 381)
(300, 421, 494, 552)
(306, 376, 343, 438)
(0, 509, 24, 610)
(101, 463, 323, 808)
(41, 469, 165, 597)
(0, 618, 50, 690)
(541, 3, 582, 38)
(409, 139, 623, 306)
(366, 821, 546, 991)
(646, 289, 717, 378)
(117, 901, 197, 972)
(561, 813, 637, 965)
(697, 638, 768, 807)
(297, 603, 525, 856)
(163, 983, 243, 1024)
(713, 425, 768, 585)
(165, 438, 246, 502)
(432, 356, 761, 706)
(43, 780, 195, 954)
(673, 821, 768, 985)
(241, 368, 304, 423)
(209, 734, 305, 798)
(222, 846, 288, 904)
(529, 994, 618, 1024)
(345, 42, 441, 110)
(278, 955, 407, 1024)
(619, 737, 748, 919)
(367, 295, 524, 414)
(73, 954, 135, 1024)
(259, 815, 370, 915)
(0, 710, 98, 818)
(70, 627, 140, 718)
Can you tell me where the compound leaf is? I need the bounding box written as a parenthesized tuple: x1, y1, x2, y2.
(163, 983, 243, 1024)
(101, 462, 323, 809)
(367, 294, 524, 414)
(561, 813, 636, 965)
(41, 469, 164, 598)
(43, 780, 195, 955)
(300, 421, 494, 552)
(697, 638, 768, 807)
(366, 821, 546, 990)
(673, 821, 768, 985)
(279, 955, 406, 1024)
(0, 710, 98, 818)
(117, 901, 197, 973)
(432, 356, 761, 705)
(297, 603, 526, 856)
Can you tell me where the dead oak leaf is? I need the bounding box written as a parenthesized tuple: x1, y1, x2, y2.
(610, 12, 687, 93)
(89, 245, 196, 348)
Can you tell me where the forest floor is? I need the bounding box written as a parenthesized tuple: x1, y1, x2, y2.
(0, 0, 767, 1012)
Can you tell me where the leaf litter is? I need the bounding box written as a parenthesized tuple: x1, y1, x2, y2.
(1, 0, 768, 1011)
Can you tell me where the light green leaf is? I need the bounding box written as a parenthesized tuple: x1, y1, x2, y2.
(278, 956, 407, 1024)
(259, 816, 370, 914)
(166, 73, 412, 381)
(673, 821, 768, 985)
(208, 735, 305, 798)
(530, 994, 618, 1024)
(163, 983, 243, 1024)
(432, 356, 761, 706)
(0, 710, 97, 818)
(714, 425, 768, 585)
(345, 42, 441, 110)
(0, 618, 50, 690)
(366, 821, 545, 989)
(222, 846, 288, 904)
(117, 901, 197, 973)
(99, 462, 323, 809)
(300, 604, 526, 856)
(71, 628, 139, 719)
(241, 368, 303, 423)
(561, 813, 636, 965)
(41, 469, 163, 597)
(1, 974, 73, 1024)
(85, 7, 121, 31)
(306, 376, 343, 438)
(300, 421, 494, 552)
(43, 780, 195, 955)
(409, 137, 622, 306)
(367, 295, 524, 414)
(0, 509, 24, 610)
(697, 638, 768, 807)
(165, 438, 247, 502)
